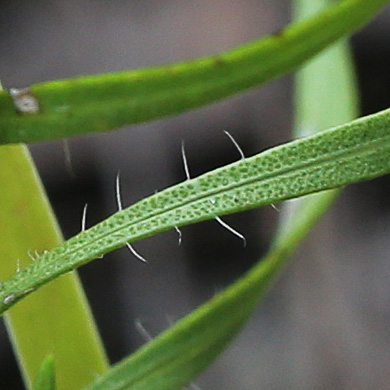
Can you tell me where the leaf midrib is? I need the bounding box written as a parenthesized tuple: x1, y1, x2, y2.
(8, 125, 390, 292)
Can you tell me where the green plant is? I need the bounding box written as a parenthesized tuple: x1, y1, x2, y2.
(0, 0, 389, 388)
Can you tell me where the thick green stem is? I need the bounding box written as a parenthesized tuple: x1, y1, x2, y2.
(0, 144, 109, 389)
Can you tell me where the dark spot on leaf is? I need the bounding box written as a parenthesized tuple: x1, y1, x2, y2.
(213, 56, 226, 67)
(271, 28, 285, 38)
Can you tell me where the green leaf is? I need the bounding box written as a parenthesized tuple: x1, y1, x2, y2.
(83, 248, 284, 390)
(0, 143, 109, 390)
(0, 84, 108, 389)
(33, 355, 56, 390)
(275, 0, 360, 246)
(0, 106, 389, 315)
(0, 0, 387, 144)
(83, 1, 361, 388)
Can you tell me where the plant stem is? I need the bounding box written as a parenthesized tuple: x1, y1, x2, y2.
(0, 144, 109, 389)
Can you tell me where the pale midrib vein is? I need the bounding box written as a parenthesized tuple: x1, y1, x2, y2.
(6, 128, 389, 297)
(98, 130, 390, 236)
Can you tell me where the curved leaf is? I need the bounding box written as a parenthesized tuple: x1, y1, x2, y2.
(82, 247, 285, 390)
(82, 1, 361, 387)
(82, 192, 340, 390)
(0, 107, 389, 314)
(0, 0, 387, 144)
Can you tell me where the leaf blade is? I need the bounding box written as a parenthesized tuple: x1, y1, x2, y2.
(0, 143, 108, 389)
(33, 355, 56, 390)
(0, 107, 389, 314)
(0, 0, 387, 144)
(86, 2, 362, 388)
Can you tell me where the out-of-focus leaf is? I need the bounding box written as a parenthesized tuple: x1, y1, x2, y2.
(33, 355, 56, 390)
(0, 0, 386, 144)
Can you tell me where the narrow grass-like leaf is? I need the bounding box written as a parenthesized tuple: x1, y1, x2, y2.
(82, 247, 285, 390)
(275, 0, 360, 244)
(33, 355, 56, 390)
(82, 193, 341, 390)
(83, 1, 362, 388)
(0, 107, 389, 315)
(0, 143, 109, 390)
(0, 83, 108, 389)
(0, 0, 387, 144)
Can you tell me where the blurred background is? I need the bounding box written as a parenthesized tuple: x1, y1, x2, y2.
(1, 1, 390, 389)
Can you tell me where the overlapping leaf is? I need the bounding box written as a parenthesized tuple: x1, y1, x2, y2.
(1, 107, 389, 315)
(0, 0, 387, 144)
(82, 1, 362, 387)
(1, 1, 388, 389)
(33, 355, 56, 390)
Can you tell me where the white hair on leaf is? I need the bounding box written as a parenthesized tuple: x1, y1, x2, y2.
(81, 203, 88, 232)
(16, 259, 21, 273)
(215, 216, 247, 247)
(180, 140, 247, 248)
(223, 130, 245, 160)
(175, 226, 183, 245)
(135, 318, 202, 390)
(115, 173, 148, 263)
(134, 319, 153, 342)
(181, 140, 191, 181)
(63, 139, 75, 178)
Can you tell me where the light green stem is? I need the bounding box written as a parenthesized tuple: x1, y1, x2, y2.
(0, 144, 109, 389)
